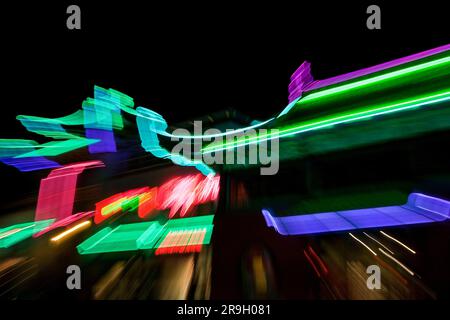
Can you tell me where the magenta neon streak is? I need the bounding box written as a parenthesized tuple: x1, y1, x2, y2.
(305, 44, 450, 92)
(35, 161, 104, 223)
(33, 211, 94, 237)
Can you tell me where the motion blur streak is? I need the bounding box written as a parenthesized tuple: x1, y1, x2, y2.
(349, 233, 377, 256)
(363, 232, 395, 255)
(0, 220, 54, 248)
(33, 211, 94, 238)
(158, 174, 220, 218)
(35, 161, 104, 223)
(0, 139, 61, 172)
(380, 231, 416, 254)
(307, 245, 328, 274)
(379, 248, 415, 276)
(303, 249, 321, 278)
(83, 86, 125, 154)
(155, 228, 207, 255)
(92, 261, 126, 300)
(50, 220, 92, 243)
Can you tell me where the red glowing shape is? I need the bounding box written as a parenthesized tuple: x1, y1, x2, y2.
(35, 161, 104, 223)
(94, 187, 150, 224)
(157, 174, 220, 218)
(93, 174, 220, 224)
(137, 187, 158, 218)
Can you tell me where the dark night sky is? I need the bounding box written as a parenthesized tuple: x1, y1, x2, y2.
(2, 1, 449, 126)
(0, 1, 449, 203)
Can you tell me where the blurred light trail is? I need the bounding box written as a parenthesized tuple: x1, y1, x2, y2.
(262, 193, 450, 235)
(50, 220, 92, 243)
(158, 174, 220, 218)
(303, 249, 321, 278)
(33, 211, 94, 238)
(204, 90, 450, 153)
(379, 248, 415, 276)
(83, 86, 124, 154)
(349, 233, 377, 256)
(363, 232, 395, 255)
(380, 231, 416, 254)
(307, 245, 328, 274)
(0, 220, 54, 248)
(77, 215, 214, 255)
(136, 107, 215, 176)
(35, 161, 104, 223)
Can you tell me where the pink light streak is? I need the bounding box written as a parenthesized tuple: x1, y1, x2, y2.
(35, 161, 104, 223)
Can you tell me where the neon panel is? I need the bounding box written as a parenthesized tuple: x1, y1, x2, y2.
(77, 221, 165, 255)
(262, 193, 450, 236)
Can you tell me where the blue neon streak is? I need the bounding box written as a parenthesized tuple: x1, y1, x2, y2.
(262, 193, 450, 236)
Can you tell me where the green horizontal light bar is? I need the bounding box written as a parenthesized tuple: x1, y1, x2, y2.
(77, 215, 215, 255)
(165, 215, 215, 228)
(0, 220, 54, 248)
(77, 221, 166, 255)
(298, 55, 450, 105)
(202, 90, 450, 153)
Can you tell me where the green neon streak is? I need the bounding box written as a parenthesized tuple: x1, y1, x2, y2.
(77, 221, 165, 255)
(16, 110, 86, 126)
(202, 90, 450, 153)
(77, 215, 215, 255)
(0, 220, 54, 248)
(298, 55, 450, 104)
(14, 138, 100, 158)
(165, 215, 215, 228)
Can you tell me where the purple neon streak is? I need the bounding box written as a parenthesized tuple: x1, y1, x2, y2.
(86, 128, 117, 153)
(303, 44, 450, 92)
(262, 193, 450, 236)
(1, 157, 61, 172)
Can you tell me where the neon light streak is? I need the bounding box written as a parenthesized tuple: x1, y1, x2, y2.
(262, 193, 450, 236)
(379, 231, 416, 254)
(349, 233, 377, 256)
(94, 187, 150, 224)
(33, 211, 94, 238)
(138, 188, 158, 218)
(203, 91, 450, 153)
(77, 221, 166, 255)
(304, 44, 450, 92)
(298, 55, 450, 104)
(303, 249, 321, 278)
(363, 232, 395, 255)
(83, 86, 125, 153)
(50, 220, 91, 243)
(155, 227, 211, 255)
(0, 220, 54, 248)
(35, 161, 104, 223)
(14, 138, 100, 158)
(379, 248, 415, 276)
(77, 215, 214, 255)
(307, 245, 328, 274)
(136, 107, 214, 176)
(157, 174, 220, 218)
(0, 139, 61, 171)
